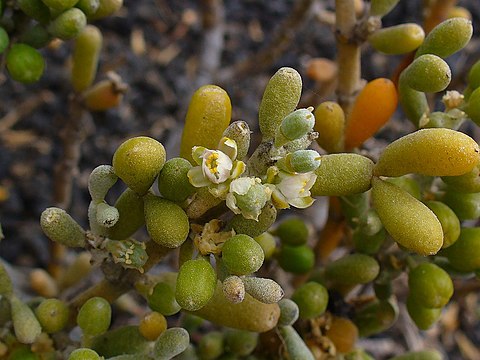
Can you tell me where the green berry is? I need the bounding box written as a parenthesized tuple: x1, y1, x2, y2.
(442, 189, 480, 221)
(176, 258, 217, 311)
(277, 245, 314, 274)
(77, 296, 111, 336)
(158, 157, 195, 202)
(325, 254, 380, 285)
(35, 298, 69, 333)
(112, 136, 166, 195)
(408, 262, 453, 308)
(441, 227, 480, 272)
(6, 43, 45, 84)
(291, 282, 328, 319)
(144, 195, 189, 248)
(442, 162, 480, 193)
(403, 54, 451, 93)
(275, 217, 309, 246)
(47, 8, 87, 40)
(221, 234, 264, 275)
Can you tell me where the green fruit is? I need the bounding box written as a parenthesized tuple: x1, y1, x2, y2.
(441, 227, 480, 272)
(107, 188, 145, 240)
(176, 258, 217, 311)
(278, 325, 315, 360)
(291, 282, 328, 319)
(258, 67, 302, 140)
(112, 136, 166, 195)
(406, 295, 441, 330)
(35, 299, 69, 333)
(408, 262, 453, 308)
(415, 17, 473, 58)
(374, 129, 480, 177)
(403, 55, 451, 93)
(372, 178, 443, 256)
(277, 298, 299, 326)
(442, 190, 480, 220)
(311, 154, 374, 196)
(158, 157, 195, 202)
(198, 331, 224, 360)
(148, 282, 181, 316)
(47, 8, 87, 40)
(68, 349, 101, 360)
(277, 245, 314, 274)
(225, 329, 258, 356)
(425, 201, 460, 248)
(144, 195, 189, 248)
(90, 325, 149, 358)
(369, 24, 424, 55)
(221, 234, 264, 275)
(77, 296, 111, 335)
(325, 254, 380, 285)
(153, 327, 190, 360)
(6, 43, 45, 84)
(275, 217, 308, 246)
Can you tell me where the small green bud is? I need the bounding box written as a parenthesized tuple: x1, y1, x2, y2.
(275, 217, 309, 246)
(226, 178, 272, 221)
(370, 0, 400, 17)
(415, 17, 473, 59)
(88, 165, 117, 202)
(6, 43, 45, 84)
(198, 331, 224, 360)
(242, 276, 284, 304)
(277, 245, 314, 274)
(222, 275, 245, 304)
(144, 194, 189, 248)
(311, 154, 374, 196)
(47, 8, 87, 40)
(107, 188, 145, 240)
(403, 54, 451, 93)
(68, 348, 102, 360)
(253, 232, 276, 259)
(277, 298, 299, 326)
(291, 282, 328, 319)
(153, 327, 190, 360)
(222, 234, 264, 276)
(222, 121, 251, 160)
(278, 326, 315, 360)
(158, 157, 195, 202)
(259, 67, 302, 140)
(40, 207, 86, 248)
(276, 108, 315, 146)
(369, 23, 424, 55)
(147, 282, 181, 316)
(325, 254, 380, 285)
(176, 258, 217, 311)
(224, 329, 258, 356)
(90, 325, 150, 358)
(408, 262, 453, 308)
(77, 296, 111, 336)
(35, 298, 69, 334)
(112, 136, 166, 195)
(281, 150, 321, 173)
(10, 295, 42, 344)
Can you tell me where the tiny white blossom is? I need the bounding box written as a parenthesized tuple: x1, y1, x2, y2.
(272, 171, 317, 209)
(202, 149, 233, 184)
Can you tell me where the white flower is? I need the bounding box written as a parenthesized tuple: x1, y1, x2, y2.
(226, 177, 272, 220)
(201, 149, 233, 184)
(271, 171, 317, 209)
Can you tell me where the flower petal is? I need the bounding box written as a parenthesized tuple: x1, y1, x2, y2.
(187, 167, 211, 187)
(230, 177, 255, 195)
(230, 161, 246, 180)
(226, 193, 241, 214)
(271, 188, 290, 209)
(192, 146, 207, 165)
(218, 137, 238, 160)
(288, 196, 315, 209)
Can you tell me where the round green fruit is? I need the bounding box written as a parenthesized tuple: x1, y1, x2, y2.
(277, 244, 314, 274)
(6, 44, 45, 84)
(408, 262, 453, 308)
(291, 282, 328, 319)
(221, 234, 264, 275)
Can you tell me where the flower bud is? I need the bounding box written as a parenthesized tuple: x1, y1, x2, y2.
(276, 108, 315, 146)
(242, 276, 284, 304)
(222, 275, 245, 304)
(95, 202, 119, 228)
(222, 121, 251, 160)
(88, 165, 118, 202)
(282, 150, 321, 173)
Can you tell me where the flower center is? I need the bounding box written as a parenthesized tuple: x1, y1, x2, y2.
(205, 152, 220, 176)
